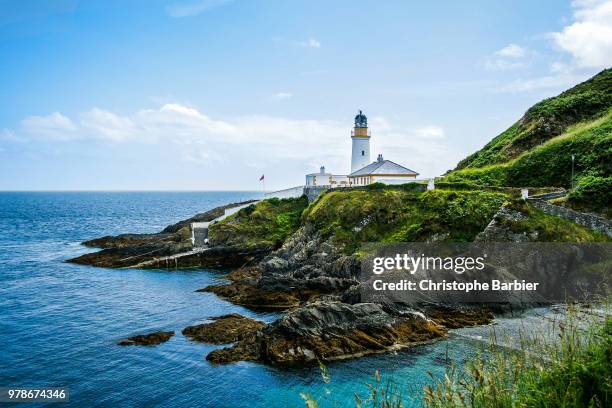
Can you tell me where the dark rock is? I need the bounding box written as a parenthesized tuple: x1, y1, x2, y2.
(206, 301, 447, 366)
(426, 307, 494, 329)
(182, 314, 265, 344)
(118, 331, 174, 346)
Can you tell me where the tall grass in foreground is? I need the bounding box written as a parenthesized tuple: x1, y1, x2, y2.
(423, 306, 611, 408)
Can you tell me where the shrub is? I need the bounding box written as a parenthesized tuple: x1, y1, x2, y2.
(423, 308, 612, 408)
(566, 176, 612, 218)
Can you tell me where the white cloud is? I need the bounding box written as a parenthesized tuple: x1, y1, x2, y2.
(80, 108, 138, 142)
(495, 44, 527, 58)
(166, 0, 234, 18)
(485, 44, 529, 71)
(551, 0, 612, 68)
(21, 112, 77, 140)
(301, 37, 321, 48)
(273, 92, 293, 100)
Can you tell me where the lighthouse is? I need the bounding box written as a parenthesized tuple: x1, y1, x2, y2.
(351, 110, 370, 173)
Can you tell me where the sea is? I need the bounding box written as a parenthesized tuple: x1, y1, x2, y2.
(0, 191, 548, 407)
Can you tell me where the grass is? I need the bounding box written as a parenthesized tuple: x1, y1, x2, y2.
(423, 306, 612, 408)
(565, 176, 612, 218)
(208, 195, 309, 248)
(499, 200, 611, 242)
(456, 68, 612, 170)
(443, 109, 612, 188)
(302, 188, 507, 253)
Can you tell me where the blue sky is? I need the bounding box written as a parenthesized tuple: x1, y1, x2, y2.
(1, 0, 611, 190)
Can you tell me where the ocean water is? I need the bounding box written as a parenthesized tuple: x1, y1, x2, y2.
(0, 191, 506, 408)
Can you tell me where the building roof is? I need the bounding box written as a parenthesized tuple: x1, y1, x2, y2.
(349, 156, 419, 177)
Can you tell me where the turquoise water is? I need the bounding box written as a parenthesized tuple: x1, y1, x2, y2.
(1, 192, 488, 407)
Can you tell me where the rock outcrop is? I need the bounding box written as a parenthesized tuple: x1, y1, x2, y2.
(206, 301, 448, 366)
(199, 225, 360, 309)
(118, 331, 174, 346)
(182, 314, 265, 344)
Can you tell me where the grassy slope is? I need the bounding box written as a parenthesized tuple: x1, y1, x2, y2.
(443, 110, 612, 188)
(303, 189, 507, 252)
(208, 196, 309, 248)
(501, 200, 610, 242)
(456, 68, 612, 170)
(564, 175, 612, 218)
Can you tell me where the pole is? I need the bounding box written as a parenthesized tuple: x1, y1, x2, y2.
(571, 155, 575, 190)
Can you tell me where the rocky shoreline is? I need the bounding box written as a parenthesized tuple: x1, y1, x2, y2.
(67, 198, 510, 366)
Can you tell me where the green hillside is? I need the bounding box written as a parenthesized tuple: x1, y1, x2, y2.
(443, 69, 612, 201)
(455, 68, 612, 170)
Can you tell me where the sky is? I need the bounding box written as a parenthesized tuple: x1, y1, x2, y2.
(0, 0, 611, 191)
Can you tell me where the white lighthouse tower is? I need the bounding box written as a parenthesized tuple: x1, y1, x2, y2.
(351, 110, 371, 173)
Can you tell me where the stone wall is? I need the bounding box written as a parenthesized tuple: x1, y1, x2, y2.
(528, 198, 612, 237)
(303, 186, 328, 202)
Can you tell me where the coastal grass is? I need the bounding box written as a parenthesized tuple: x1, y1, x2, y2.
(422, 307, 612, 408)
(208, 195, 309, 248)
(565, 176, 612, 218)
(443, 109, 612, 188)
(302, 189, 507, 253)
(500, 200, 611, 242)
(455, 68, 612, 170)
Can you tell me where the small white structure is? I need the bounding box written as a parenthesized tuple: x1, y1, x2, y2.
(305, 166, 350, 187)
(348, 154, 419, 185)
(427, 178, 435, 190)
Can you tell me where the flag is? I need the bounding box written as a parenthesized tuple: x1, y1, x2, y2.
(259, 174, 265, 181)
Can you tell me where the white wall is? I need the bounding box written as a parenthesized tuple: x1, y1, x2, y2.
(265, 185, 305, 198)
(372, 175, 418, 185)
(351, 137, 370, 173)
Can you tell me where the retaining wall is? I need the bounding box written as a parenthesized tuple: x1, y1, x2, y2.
(528, 199, 612, 237)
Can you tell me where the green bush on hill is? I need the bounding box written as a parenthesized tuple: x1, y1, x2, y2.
(566, 176, 612, 218)
(303, 189, 507, 252)
(208, 196, 309, 248)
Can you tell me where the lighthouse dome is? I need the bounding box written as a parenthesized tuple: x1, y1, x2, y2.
(354, 110, 367, 128)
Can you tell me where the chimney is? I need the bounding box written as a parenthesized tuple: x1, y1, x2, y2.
(377, 154, 383, 162)
(320, 166, 325, 174)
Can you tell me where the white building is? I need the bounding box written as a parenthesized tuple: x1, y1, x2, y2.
(305, 110, 419, 187)
(348, 154, 418, 185)
(305, 167, 350, 187)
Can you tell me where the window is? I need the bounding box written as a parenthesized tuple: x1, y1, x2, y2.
(361, 150, 365, 156)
